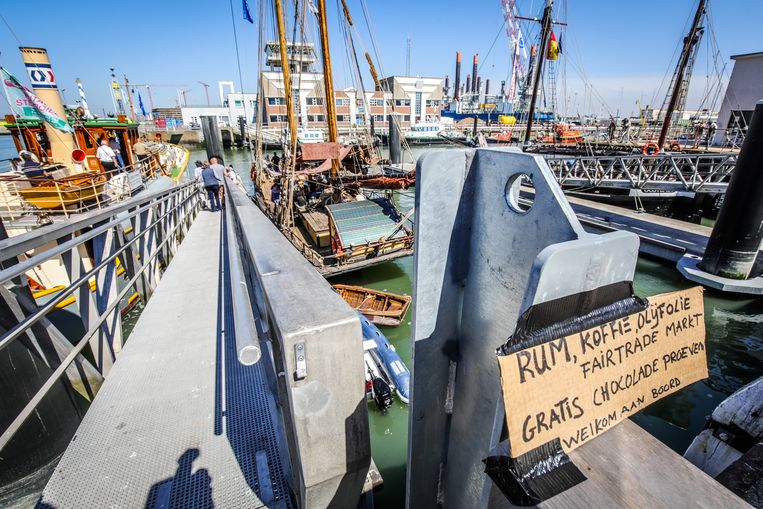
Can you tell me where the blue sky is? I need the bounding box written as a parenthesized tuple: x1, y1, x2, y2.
(0, 0, 759, 117)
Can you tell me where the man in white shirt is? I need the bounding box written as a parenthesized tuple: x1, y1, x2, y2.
(96, 139, 118, 173)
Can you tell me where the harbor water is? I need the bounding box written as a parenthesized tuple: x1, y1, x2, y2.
(191, 143, 762, 508)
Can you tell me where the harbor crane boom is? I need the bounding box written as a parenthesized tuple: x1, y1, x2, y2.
(197, 81, 211, 106)
(130, 83, 187, 111)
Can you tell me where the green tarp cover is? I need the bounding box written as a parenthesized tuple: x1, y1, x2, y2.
(326, 199, 407, 248)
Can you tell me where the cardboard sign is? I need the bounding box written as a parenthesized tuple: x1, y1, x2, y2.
(499, 287, 707, 458)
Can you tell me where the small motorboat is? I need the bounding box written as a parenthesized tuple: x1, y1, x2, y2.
(358, 311, 410, 404)
(335, 284, 412, 327)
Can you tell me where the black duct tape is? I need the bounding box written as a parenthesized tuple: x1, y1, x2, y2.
(498, 281, 647, 356)
(484, 438, 586, 506)
(487, 281, 648, 505)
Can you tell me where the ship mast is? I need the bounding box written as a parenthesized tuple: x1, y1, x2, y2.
(316, 0, 340, 180)
(524, 0, 554, 144)
(274, 0, 298, 153)
(657, 0, 706, 149)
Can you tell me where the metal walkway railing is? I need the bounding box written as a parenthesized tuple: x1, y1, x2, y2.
(0, 182, 201, 456)
(544, 152, 737, 193)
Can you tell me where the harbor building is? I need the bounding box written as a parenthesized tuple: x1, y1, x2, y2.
(259, 40, 443, 130)
(713, 51, 763, 145)
(180, 91, 258, 128)
(378, 76, 444, 125)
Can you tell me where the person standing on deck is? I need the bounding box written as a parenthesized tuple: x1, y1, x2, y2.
(193, 161, 205, 182)
(109, 134, 125, 168)
(706, 121, 717, 149)
(133, 136, 149, 168)
(96, 139, 118, 173)
(200, 163, 223, 211)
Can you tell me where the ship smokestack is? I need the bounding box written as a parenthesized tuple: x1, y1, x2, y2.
(75, 78, 92, 118)
(472, 54, 478, 93)
(19, 47, 78, 173)
(485, 79, 490, 97)
(454, 52, 462, 99)
(465, 75, 471, 96)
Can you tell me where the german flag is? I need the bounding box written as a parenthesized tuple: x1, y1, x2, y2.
(546, 30, 559, 60)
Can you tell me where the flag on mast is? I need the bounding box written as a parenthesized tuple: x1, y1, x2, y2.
(1, 67, 73, 132)
(546, 30, 559, 60)
(243, 0, 254, 23)
(138, 92, 147, 117)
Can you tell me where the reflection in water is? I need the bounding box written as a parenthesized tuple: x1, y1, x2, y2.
(191, 146, 762, 508)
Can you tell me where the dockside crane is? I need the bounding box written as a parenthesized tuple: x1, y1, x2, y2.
(197, 81, 211, 106)
(130, 83, 187, 111)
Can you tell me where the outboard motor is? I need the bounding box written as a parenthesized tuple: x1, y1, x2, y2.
(372, 376, 393, 411)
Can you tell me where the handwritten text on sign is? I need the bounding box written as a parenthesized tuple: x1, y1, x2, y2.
(498, 287, 707, 458)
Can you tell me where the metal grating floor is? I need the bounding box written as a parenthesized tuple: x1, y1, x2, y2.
(37, 211, 293, 508)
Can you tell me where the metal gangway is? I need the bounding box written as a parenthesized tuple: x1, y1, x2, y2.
(0, 179, 370, 507)
(544, 152, 737, 193)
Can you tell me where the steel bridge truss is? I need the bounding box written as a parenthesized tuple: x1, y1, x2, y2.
(544, 153, 737, 194)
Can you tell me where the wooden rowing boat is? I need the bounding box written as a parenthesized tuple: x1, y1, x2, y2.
(333, 284, 411, 327)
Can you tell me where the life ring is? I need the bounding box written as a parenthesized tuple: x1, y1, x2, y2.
(642, 142, 660, 156)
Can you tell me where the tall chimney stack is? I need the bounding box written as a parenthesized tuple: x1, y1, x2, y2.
(19, 47, 78, 173)
(471, 54, 478, 93)
(454, 52, 462, 100)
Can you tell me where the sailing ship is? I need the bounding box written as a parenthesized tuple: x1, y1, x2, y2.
(248, 0, 414, 277)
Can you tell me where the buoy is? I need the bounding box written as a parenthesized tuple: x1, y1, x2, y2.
(642, 142, 660, 156)
(71, 149, 86, 162)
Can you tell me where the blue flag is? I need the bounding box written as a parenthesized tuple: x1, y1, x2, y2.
(138, 92, 147, 117)
(243, 0, 254, 23)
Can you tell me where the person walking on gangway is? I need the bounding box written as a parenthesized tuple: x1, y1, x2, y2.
(208, 156, 227, 209)
(200, 162, 223, 211)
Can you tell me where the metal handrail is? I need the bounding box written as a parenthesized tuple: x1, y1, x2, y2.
(0, 183, 201, 453)
(543, 152, 737, 193)
(0, 186, 198, 352)
(0, 182, 194, 263)
(0, 143, 188, 217)
(224, 178, 261, 365)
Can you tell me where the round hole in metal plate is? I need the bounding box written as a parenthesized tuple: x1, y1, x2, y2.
(505, 172, 534, 213)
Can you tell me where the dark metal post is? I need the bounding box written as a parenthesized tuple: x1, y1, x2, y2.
(389, 114, 401, 165)
(238, 116, 247, 148)
(465, 75, 471, 96)
(699, 100, 763, 279)
(201, 115, 224, 161)
(471, 54, 478, 94)
(524, 0, 554, 144)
